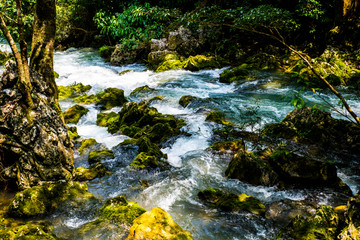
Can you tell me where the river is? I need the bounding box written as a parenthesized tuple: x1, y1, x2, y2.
(2, 46, 360, 239)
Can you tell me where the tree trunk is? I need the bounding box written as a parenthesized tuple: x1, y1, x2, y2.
(343, 0, 360, 20)
(30, 0, 58, 101)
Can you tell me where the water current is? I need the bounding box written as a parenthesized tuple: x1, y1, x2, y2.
(1, 46, 360, 239)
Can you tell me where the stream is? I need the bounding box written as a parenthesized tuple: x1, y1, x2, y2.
(2, 46, 360, 239)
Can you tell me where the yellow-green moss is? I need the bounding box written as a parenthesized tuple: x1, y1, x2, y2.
(208, 140, 245, 152)
(58, 83, 91, 100)
(75, 94, 99, 104)
(126, 207, 193, 240)
(75, 162, 110, 181)
(205, 111, 232, 125)
(88, 150, 114, 165)
(67, 126, 80, 140)
(78, 138, 98, 154)
(219, 64, 250, 84)
(100, 196, 146, 224)
(179, 95, 198, 108)
(130, 152, 158, 169)
(96, 112, 119, 128)
(156, 59, 185, 72)
(0, 221, 59, 240)
(183, 55, 221, 71)
(130, 85, 154, 96)
(98, 88, 128, 110)
(63, 104, 89, 124)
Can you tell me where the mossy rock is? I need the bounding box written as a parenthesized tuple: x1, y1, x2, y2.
(183, 55, 221, 71)
(100, 196, 146, 224)
(275, 205, 339, 240)
(208, 139, 245, 153)
(99, 45, 115, 62)
(0, 221, 59, 240)
(198, 188, 266, 215)
(130, 85, 154, 97)
(75, 94, 99, 105)
(119, 69, 134, 75)
(219, 64, 250, 84)
(63, 104, 89, 124)
(130, 152, 158, 169)
(75, 162, 110, 181)
(179, 95, 198, 108)
(67, 126, 80, 141)
(205, 111, 232, 125)
(97, 88, 128, 110)
(225, 148, 279, 187)
(96, 112, 119, 128)
(58, 83, 91, 100)
(7, 181, 94, 218)
(156, 59, 185, 72)
(126, 207, 193, 240)
(88, 150, 114, 165)
(262, 107, 360, 154)
(78, 138, 101, 155)
(148, 95, 165, 103)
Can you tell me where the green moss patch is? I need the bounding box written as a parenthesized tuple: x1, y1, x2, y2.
(58, 83, 92, 100)
(97, 88, 128, 110)
(205, 111, 232, 125)
(63, 104, 89, 124)
(208, 140, 245, 153)
(75, 162, 110, 181)
(88, 150, 114, 165)
(0, 221, 59, 240)
(179, 95, 198, 108)
(219, 64, 250, 84)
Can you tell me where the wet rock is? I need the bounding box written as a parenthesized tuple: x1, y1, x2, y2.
(88, 150, 114, 165)
(7, 181, 95, 217)
(78, 138, 104, 155)
(225, 148, 279, 186)
(75, 162, 110, 181)
(151, 38, 168, 51)
(96, 112, 119, 130)
(0, 221, 59, 240)
(266, 199, 317, 225)
(148, 95, 165, 103)
(198, 188, 266, 215)
(208, 139, 245, 153)
(100, 196, 146, 224)
(58, 82, 91, 100)
(275, 205, 339, 240)
(130, 85, 155, 97)
(148, 50, 177, 69)
(63, 104, 89, 124)
(156, 57, 184, 72)
(110, 44, 149, 66)
(338, 191, 360, 239)
(130, 152, 159, 170)
(219, 64, 250, 84)
(168, 26, 200, 57)
(262, 107, 360, 155)
(99, 45, 115, 62)
(183, 55, 221, 71)
(74, 94, 99, 105)
(179, 95, 199, 108)
(67, 126, 80, 141)
(126, 207, 193, 240)
(97, 87, 128, 110)
(119, 69, 134, 76)
(205, 111, 232, 125)
(0, 61, 74, 190)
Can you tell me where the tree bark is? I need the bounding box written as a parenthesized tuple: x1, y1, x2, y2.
(343, 0, 360, 20)
(30, 0, 58, 101)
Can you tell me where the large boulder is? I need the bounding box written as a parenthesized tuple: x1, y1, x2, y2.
(168, 26, 200, 57)
(262, 107, 360, 155)
(110, 44, 149, 66)
(0, 61, 74, 190)
(97, 87, 128, 110)
(126, 207, 193, 240)
(0, 221, 60, 240)
(63, 104, 89, 124)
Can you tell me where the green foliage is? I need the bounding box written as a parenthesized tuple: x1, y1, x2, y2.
(94, 3, 179, 49)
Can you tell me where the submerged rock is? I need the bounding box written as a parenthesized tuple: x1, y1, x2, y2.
(126, 207, 193, 240)
(130, 85, 155, 97)
(179, 95, 199, 108)
(262, 107, 360, 155)
(63, 104, 89, 124)
(219, 64, 250, 84)
(0, 61, 74, 190)
(0, 221, 60, 240)
(198, 188, 266, 215)
(205, 111, 232, 125)
(7, 181, 94, 217)
(275, 205, 339, 240)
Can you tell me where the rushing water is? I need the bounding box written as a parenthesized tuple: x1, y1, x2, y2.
(2, 47, 360, 239)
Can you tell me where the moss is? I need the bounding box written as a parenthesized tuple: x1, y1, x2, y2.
(58, 83, 91, 100)
(7, 181, 94, 218)
(183, 55, 221, 71)
(0, 221, 59, 240)
(96, 112, 119, 128)
(156, 59, 185, 72)
(130, 85, 154, 97)
(275, 205, 339, 239)
(75, 94, 99, 104)
(179, 95, 198, 108)
(119, 69, 134, 75)
(98, 88, 128, 110)
(54, 71, 59, 79)
(0, 51, 12, 66)
(208, 140, 245, 152)
(130, 152, 158, 169)
(127, 207, 193, 240)
(205, 111, 231, 125)
(78, 138, 98, 154)
(219, 64, 250, 84)
(67, 126, 80, 141)
(198, 188, 266, 215)
(88, 150, 114, 165)
(63, 104, 89, 124)
(99, 45, 115, 62)
(99, 196, 146, 224)
(148, 95, 165, 103)
(75, 162, 110, 181)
